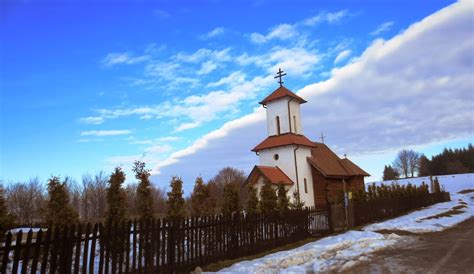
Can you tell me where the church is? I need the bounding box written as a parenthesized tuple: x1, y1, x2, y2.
(246, 69, 369, 208)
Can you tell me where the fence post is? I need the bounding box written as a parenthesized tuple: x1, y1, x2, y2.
(167, 219, 175, 272)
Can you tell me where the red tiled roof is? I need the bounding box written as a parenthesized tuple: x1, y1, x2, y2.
(341, 158, 371, 176)
(246, 165, 294, 185)
(307, 143, 370, 178)
(252, 133, 317, 152)
(259, 86, 307, 105)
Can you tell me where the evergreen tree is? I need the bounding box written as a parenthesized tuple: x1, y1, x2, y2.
(259, 181, 277, 214)
(276, 184, 289, 213)
(290, 190, 305, 210)
(133, 161, 154, 221)
(105, 167, 127, 228)
(167, 177, 185, 219)
(190, 176, 211, 216)
(382, 165, 399, 181)
(0, 186, 14, 237)
(44, 176, 78, 226)
(246, 185, 259, 215)
(222, 183, 240, 215)
(433, 177, 441, 193)
(418, 155, 431, 176)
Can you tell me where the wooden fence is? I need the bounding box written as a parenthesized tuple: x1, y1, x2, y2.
(0, 208, 329, 274)
(352, 192, 451, 226)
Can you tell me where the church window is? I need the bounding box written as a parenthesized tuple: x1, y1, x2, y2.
(276, 116, 281, 135)
(304, 178, 308, 193)
(273, 154, 279, 160)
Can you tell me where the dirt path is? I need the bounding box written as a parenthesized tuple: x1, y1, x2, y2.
(346, 217, 474, 274)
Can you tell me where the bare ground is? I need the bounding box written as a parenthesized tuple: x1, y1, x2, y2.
(344, 217, 474, 274)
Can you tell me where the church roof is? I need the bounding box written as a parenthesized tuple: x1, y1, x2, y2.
(307, 143, 370, 178)
(259, 86, 307, 105)
(246, 165, 294, 186)
(251, 133, 317, 152)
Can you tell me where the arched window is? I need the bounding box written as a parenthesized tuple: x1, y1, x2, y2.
(304, 178, 308, 193)
(276, 116, 281, 135)
(293, 115, 297, 133)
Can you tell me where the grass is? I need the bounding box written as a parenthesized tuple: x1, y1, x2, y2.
(457, 189, 474, 194)
(419, 205, 467, 220)
(201, 234, 335, 272)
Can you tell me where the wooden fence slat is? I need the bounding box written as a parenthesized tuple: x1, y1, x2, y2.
(73, 224, 83, 274)
(39, 227, 52, 274)
(1, 232, 12, 274)
(11, 230, 23, 273)
(98, 224, 105, 274)
(30, 228, 43, 274)
(131, 220, 137, 273)
(82, 223, 91, 274)
(89, 223, 99, 274)
(125, 220, 131, 274)
(20, 229, 34, 274)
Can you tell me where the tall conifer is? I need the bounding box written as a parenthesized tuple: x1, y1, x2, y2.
(259, 181, 277, 214)
(133, 161, 154, 221)
(276, 184, 290, 213)
(106, 167, 127, 227)
(246, 185, 259, 215)
(167, 177, 185, 219)
(44, 176, 78, 226)
(222, 183, 240, 215)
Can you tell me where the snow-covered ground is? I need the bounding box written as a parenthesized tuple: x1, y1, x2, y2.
(368, 172, 474, 194)
(217, 174, 474, 273)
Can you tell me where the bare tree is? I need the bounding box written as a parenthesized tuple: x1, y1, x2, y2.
(207, 167, 248, 212)
(393, 149, 420, 178)
(6, 178, 45, 225)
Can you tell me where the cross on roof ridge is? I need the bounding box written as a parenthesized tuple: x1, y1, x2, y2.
(274, 68, 287, 87)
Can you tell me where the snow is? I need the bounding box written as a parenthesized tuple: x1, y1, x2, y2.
(363, 193, 474, 233)
(8, 227, 43, 234)
(216, 174, 474, 273)
(218, 231, 401, 273)
(368, 173, 474, 194)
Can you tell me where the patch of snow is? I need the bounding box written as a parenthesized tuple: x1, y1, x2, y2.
(217, 231, 400, 273)
(8, 227, 43, 234)
(363, 193, 474, 233)
(368, 173, 474, 194)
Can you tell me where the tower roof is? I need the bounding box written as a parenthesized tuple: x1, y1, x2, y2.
(251, 133, 316, 152)
(259, 86, 307, 105)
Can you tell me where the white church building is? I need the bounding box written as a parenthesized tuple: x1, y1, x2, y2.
(246, 70, 369, 208)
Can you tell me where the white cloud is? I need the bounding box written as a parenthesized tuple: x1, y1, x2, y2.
(81, 130, 132, 137)
(371, 21, 395, 36)
(207, 71, 246, 87)
(201, 27, 226, 39)
(157, 136, 182, 142)
(197, 61, 218, 75)
(102, 53, 149, 66)
(334, 49, 351, 64)
(152, 0, 474, 190)
(250, 24, 298, 44)
(303, 10, 349, 26)
(145, 144, 172, 154)
(79, 116, 105, 125)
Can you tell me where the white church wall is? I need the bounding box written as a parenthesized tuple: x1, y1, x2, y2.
(295, 147, 315, 207)
(259, 145, 315, 207)
(266, 98, 290, 135)
(289, 100, 303, 134)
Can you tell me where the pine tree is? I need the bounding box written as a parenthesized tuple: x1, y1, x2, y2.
(290, 190, 305, 210)
(133, 161, 154, 222)
(0, 186, 14, 237)
(190, 176, 211, 216)
(246, 185, 259, 215)
(105, 167, 127, 228)
(382, 165, 399, 181)
(167, 177, 185, 219)
(433, 177, 441, 193)
(276, 184, 289, 213)
(222, 183, 240, 215)
(44, 176, 78, 227)
(259, 181, 277, 214)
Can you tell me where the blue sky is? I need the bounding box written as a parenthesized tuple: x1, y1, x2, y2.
(1, 0, 473, 194)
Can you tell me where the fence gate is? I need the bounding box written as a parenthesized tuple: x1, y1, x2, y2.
(308, 209, 330, 235)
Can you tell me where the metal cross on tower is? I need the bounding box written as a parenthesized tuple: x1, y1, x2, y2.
(274, 68, 287, 87)
(319, 132, 326, 144)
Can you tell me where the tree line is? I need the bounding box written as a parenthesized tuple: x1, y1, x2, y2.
(0, 163, 304, 235)
(382, 144, 473, 181)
